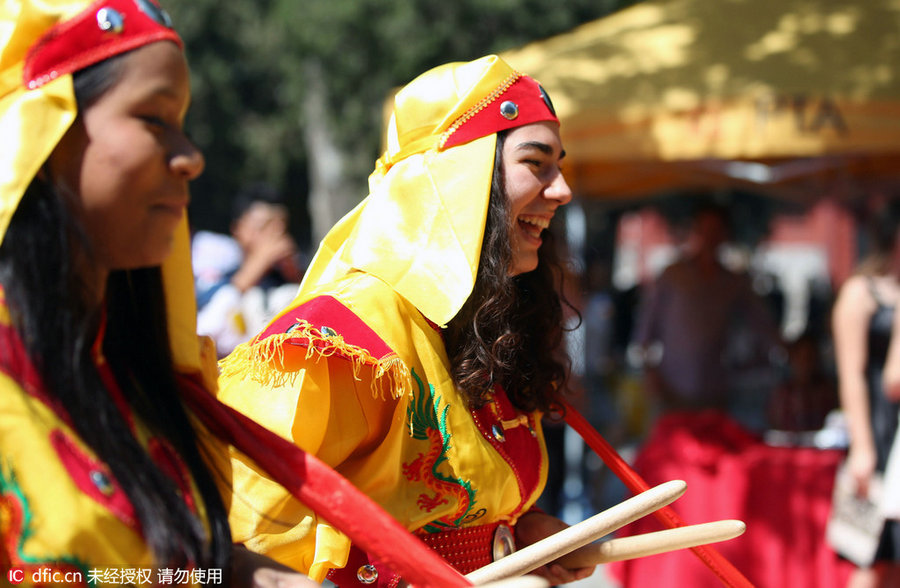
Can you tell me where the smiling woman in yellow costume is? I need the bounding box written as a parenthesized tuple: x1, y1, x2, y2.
(219, 55, 595, 586)
(0, 1, 322, 585)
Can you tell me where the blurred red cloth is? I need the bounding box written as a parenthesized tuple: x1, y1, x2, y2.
(608, 411, 853, 588)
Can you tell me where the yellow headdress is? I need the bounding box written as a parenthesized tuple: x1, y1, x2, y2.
(297, 54, 559, 327)
(0, 0, 210, 382)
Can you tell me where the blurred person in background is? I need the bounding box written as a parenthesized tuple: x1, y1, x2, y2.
(881, 292, 900, 573)
(612, 199, 785, 587)
(193, 183, 305, 357)
(632, 200, 783, 421)
(832, 198, 900, 588)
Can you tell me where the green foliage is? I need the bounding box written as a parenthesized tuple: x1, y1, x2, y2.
(169, 0, 635, 244)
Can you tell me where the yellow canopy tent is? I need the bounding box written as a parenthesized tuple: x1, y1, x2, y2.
(502, 0, 900, 202)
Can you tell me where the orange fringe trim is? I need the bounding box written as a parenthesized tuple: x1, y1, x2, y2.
(218, 320, 412, 400)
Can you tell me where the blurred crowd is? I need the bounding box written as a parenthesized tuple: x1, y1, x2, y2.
(538, 193, 900, 587)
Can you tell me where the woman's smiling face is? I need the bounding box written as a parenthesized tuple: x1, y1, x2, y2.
(501, 120, 572, 276)
(48, 41, 204, 273)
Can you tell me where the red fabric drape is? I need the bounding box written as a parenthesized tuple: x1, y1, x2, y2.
(564, 403, 755, 588)
(609, 411, 852, 588)
(602, 411, 853, 588)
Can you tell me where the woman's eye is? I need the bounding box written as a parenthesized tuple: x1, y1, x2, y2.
(140, 115, 168, 129)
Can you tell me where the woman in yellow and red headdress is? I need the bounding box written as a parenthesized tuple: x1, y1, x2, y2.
(219, 55, 595, 586)
(0, 0, 244, 581)
(0, 3, 468, 586)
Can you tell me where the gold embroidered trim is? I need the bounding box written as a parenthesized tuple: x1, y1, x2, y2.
(438, 71, 521, 150)
(218, 320, 412, 400)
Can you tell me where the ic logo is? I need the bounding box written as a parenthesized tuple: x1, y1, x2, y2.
(7, 568, 24, 584)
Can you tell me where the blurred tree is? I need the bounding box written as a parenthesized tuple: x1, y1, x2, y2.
(170, 0, 638, 248)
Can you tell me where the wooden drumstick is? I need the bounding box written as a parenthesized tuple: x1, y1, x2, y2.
(475, 575, 550, 588)
(556, 519, 746, 568)
(465, 480, 687, 585)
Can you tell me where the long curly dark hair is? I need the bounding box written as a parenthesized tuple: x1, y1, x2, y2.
(0, 54, 230, 571)
(443, 130, 573, 413)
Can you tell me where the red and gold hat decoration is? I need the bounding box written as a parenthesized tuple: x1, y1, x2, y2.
(440, 72, 558, 150)
(24, 0, 181, 90)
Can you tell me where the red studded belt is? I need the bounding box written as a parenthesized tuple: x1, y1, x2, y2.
(327, 522, 517, 586)
(415, 521, 516, 574)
